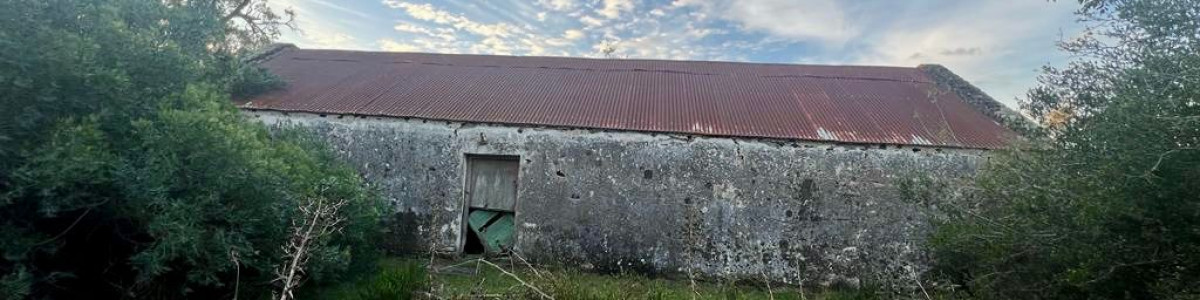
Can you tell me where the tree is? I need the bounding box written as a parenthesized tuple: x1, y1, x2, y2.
(214, 0, 296, 52)
(923, 0, 1200, 298)
(0, 0, 383, 298)
(1027, 0, 1200, 127)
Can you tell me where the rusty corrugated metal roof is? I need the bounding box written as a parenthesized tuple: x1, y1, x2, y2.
(241, 47, 1017, 149)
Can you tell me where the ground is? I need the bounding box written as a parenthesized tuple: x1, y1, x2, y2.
(301, 256, 889, 300)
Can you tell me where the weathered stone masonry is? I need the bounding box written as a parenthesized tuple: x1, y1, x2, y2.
(248, 110, 986, 288)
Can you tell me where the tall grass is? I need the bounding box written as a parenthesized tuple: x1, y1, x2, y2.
(304, 257, 890, 299)
(303, 259, 427, 300)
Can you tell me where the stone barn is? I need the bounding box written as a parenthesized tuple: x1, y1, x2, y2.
(240, 44, 1026, 288)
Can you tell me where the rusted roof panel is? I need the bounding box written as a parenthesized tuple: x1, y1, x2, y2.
(241, 48, 1017, 149)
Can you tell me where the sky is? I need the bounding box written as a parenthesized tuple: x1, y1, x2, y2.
(269, 0, 1084, 110)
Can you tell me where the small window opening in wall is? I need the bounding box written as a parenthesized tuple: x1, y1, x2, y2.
(643, 169, 653, 179)
(799, 178, 815, 200)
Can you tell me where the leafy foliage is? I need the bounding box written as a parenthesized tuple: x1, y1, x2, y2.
(0, 0, 383, 298)
(926, 0, 1200, 298)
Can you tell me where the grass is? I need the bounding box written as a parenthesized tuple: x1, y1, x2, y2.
(302, 258, 428, 300)
(300, 256, 886, 300)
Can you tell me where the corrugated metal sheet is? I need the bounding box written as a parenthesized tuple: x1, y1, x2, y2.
(241, 48, 1017, 149)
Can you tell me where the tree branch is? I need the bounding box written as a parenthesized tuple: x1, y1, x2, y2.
(222, 0, 253, 23)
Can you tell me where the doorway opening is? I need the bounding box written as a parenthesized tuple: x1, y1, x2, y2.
(462, 155, 519, 254)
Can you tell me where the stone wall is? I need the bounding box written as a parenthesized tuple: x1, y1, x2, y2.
(247, 110, 986, 289)
(919, 64, 1039, 137)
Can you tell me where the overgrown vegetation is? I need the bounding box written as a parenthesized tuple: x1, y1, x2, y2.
(0, 0, 383, 298)
(304, 257, 885, 300)
(924, 0, 1200, 298)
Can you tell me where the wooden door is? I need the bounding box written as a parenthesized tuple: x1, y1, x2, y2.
(464, 156, 518, 253)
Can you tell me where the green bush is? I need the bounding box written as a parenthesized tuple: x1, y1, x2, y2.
(0, 0, 385, 298)
(924, 0, 1200, 299)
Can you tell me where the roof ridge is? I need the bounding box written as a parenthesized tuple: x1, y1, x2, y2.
(286, 56, 933, 84)
(282, 47, 925, 70)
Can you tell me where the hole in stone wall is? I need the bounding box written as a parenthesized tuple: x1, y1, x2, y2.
(556, 170, 566, 177)
(799, 179, 815, 200)
(684, 197, 692, 204)
(570, 193, 580, 199)
(786, 210, 793, 217)
(913, 148, 921, 152)
(643, 170, 653, 179)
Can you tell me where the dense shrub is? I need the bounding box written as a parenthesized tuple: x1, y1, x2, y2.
(924, 0, 1200, 299)
(0, 0, 383, 298)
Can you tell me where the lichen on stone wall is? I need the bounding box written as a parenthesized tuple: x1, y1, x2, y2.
(248, 110, 986, 291)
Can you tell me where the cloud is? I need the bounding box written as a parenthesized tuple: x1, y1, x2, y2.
(537, 0, 577, 11)
(939, 47, 983, 56)
(597, 0, 635, 19)
(846, 1, 1079, 106)
(385, 1, 520, 37)
(673, 0, 855, 43)
(393, 22, 457, 41)
(563, 29, 585, 40)
(579, 15, 605, 28)
(379, 39, 421, 52)
(379, 1, 584, 56)
(306, 31, 360, 49)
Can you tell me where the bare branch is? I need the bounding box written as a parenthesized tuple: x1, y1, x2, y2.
(221, 0, 253, 23)
(476, 259, 554, 300)
(274, 193, 349, 300)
